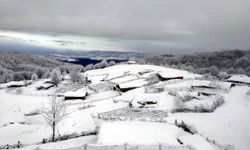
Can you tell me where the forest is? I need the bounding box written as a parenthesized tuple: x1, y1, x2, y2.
(0, 51, 115, 83)
(144, 50, 250, 77)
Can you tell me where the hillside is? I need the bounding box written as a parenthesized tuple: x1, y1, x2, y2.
(0, 64, 249, 149)
(0, 51, 62, 72)
(145, 50, 250, 77)
(0, 51, 74, 83)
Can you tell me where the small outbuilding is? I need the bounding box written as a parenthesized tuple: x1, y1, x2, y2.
(63, 90, 88, 100)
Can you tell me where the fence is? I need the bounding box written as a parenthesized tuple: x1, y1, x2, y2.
(35, 143, 194, 150)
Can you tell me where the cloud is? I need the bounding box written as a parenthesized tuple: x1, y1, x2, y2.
(0, 0, 250, 52)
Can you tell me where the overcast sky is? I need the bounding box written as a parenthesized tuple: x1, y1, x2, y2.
(0, 0, 250, 53)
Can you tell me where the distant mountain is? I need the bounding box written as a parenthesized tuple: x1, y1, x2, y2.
(0, 40, 146, 59)
(0, 32, 146, 59)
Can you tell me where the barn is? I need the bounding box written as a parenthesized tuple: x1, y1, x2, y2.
(63, 90, 88, 100)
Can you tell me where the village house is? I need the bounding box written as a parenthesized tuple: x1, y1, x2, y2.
(36, 83, 54, 90)
(114, 79, 146, 92)
(227, 74, 250, 85)
(6, 81, 32, 88)
(63, 90, 88, 100)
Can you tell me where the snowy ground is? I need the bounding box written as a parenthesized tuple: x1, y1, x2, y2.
(97, 121, 188, 145)
(0, 64, 249, 149)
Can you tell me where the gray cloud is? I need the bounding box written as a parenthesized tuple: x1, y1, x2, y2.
(0, 0, 250, 52)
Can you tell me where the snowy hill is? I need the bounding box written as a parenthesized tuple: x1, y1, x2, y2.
(0, 64, 249, 150)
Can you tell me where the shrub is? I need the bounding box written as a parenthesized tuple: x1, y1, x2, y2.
(13, 72, 25, 81)
(31, 73, 38, 81)
(50, 68, 62, 86)
(0, 73, 14, 83)
(35, 68, 45, 78)
(16, 88, 23, 95)
(69, 70, 83, 84)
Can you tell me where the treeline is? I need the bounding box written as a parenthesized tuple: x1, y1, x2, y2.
(0, 51, 116, 83)
(144, 50, 250, 77)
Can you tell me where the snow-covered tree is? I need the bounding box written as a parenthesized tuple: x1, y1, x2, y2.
(13, 72, 25, 81)
(0, 73, 14, 83)
(234, 56, 250, 69)
(100, 60, 109, 68)
(218, 71, 228, 80)
(35, 68, 45, 78)
(109, 61, 116, 66)
(42, 70, 51, 79)
(146, 74, 159, 85)
(237, 68, 246, 74)
(31, 73, 38, 81)
(208, 66, 219, 76)
(69, 70, 82, 83)
(85, 64, 94, 71)
(50, 68, 62, 86)
(40, 95, 67, 142)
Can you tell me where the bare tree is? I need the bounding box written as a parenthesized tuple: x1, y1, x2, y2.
(40, 95, 67, 142)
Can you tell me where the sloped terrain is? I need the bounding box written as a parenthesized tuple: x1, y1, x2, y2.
(0, 64, 249, 150)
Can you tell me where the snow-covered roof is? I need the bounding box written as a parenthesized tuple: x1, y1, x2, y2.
(41, 83, 54, 88)
(213, 82, 232, 90)
(158, 70, 199, 79)
(227, 74, 250, 84)
(64, 90, 87, 97)
(111, 75, 138, 84)
(118, 79, 146, 89)
(6, 81, 26, 87)
(158, 72, 183, 78)
(191, 80, 211, 87)
(177, 91, 198, 98)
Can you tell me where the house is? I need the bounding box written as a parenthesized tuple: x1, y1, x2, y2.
(6, 81, 31, 88)
(191, 80, 233, 91)
(190, 80, 215, 90)
(89, 81, 116, 92)
(114, 79, 146, 92)
(156, 73, 183, 81)
(63, 90, 88, 100)
(36, 83, 54, 90)
(227, 74, 250, 85)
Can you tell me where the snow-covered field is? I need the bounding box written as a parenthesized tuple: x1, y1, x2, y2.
(97, 121, 187, 145)
(0, 64, 249, 150)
